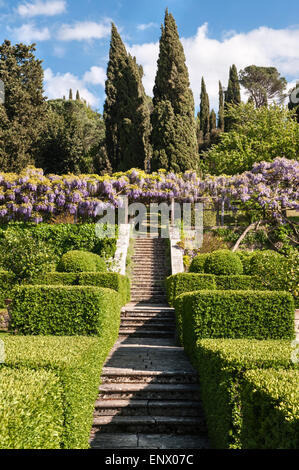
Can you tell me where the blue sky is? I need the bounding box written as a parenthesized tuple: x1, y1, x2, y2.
(1, 0, 299, 112)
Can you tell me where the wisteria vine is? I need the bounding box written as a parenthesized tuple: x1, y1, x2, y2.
(0, 158, 298, 224)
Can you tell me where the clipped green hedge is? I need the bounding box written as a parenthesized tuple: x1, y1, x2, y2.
(57, 250, 107, 273)
(10, 286, 121, 336)
(189, 254, 209, 273)
(177, 290, 294, 353)
(241, 369, 299, 449)
(214, 275, 262, 290)
(2, 336, 117, 449)
(193, 339, 297, 449)
(31, 272, 130, 306)
(78, 273, 130, 306)
(166, 273, 216, 306)
(204, 249, 243, 275)
(0, 367, 63, 449)
(0, 272, 15, 307)
(235, 251, 254, 274)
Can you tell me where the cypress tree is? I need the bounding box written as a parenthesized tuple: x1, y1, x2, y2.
(225, 64, 241, 131)
(218, 81, 225, 131)
(76, 90, 80, 101)
(104, 23, 151, 171)
(210, 109, 217, 131)
(151, 10, 198, 172)
(69, 89, 73, 100)
(199, 77, 210, 137)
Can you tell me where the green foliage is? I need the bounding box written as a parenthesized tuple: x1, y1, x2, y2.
(241, 369, 299, 449)
(189, 254, 209, 273)
(203, 103, 299, 175)
(193, 339, 297, 448)
(166, 273, 216, 306)
(177, 290, 294, 351)
(215, 275, 261, 290)
(0, 40, 47, 172)
(0, 272, 16, 306)
(10, 286, 121, 336)
(250, 250, 299, 306)
(38, 99, 108, 175)
(57, 250, 107, 273)
(78, 273, 130, 306)
(239, 66, 287, 108)
(0, 230, 56, 282)
(104, 24, 151, 171)
(224, 64, 241, 131)
(235, 251, 254, 274)
(199, 77, 210, 137)
(3, 335, 117, 448)
(0, 367, 63, 449)
(204, 249, 243, 275)
(0, 223, 117, 260)
(218, 81, 225, 131)
(31, 272, 78, 286)
(151, 10, 198, 172)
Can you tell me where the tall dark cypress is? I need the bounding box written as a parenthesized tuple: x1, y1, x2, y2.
(210, 109, 217, 131)
(218, 81, 225, 131)
(104, 24, 151, 171)
(199, 77, 210, 137)
(151, 10, 198, 172)
(225, 64, 241, 130)
(69, 89, 73, 100)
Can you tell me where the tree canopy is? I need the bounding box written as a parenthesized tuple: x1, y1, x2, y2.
(239, 65, 287, 107)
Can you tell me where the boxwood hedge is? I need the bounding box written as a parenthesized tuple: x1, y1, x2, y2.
(0, 367, 64, 449)
(204, 250, 243, 275)
(241, 369, 299, 449)
(57, 250, 107, 273)
(0, 272, 15, 307)
(166, 273, 216, 306)
(10, 285, 122, 336)
(192, 339, 297, 449)
(2, 335, 116, 449)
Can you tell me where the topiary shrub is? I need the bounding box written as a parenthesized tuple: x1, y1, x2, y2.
(235, 251, 254, 275)
(204, 249, 243, 275)
(166, 273, 216, 306)
(189, 254, 209, 273)
(57, 250, 107, 273)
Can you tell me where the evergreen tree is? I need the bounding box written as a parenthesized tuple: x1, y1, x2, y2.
(218, 81, 225, 131)
(225, 64, 241, 130)
(288, 81, 299, 123)
(69, 89, 73, 100)
(151, 10, 198, 172)
(104, 23, 151, 171)
(0, 40, 47, 172)
(210, 109, 217, 130)
(199, 77, 210, 136)
(76, 90, 80, 101)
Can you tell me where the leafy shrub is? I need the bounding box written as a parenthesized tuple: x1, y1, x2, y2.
(235, 251, 254, 274)
(241, 369, 299, 449)
(250, 250, 299, 307)
(3, 336, 117, 449)
(0, 230, 57, 282)
(193, 339, 297, 448)
(31, 272, 130, 306)
(0, 272, 16, 307)
(57, 250, 107, 273)
(166, 273, 216, 306)
(0, 367, 63, 449)
(0, 223, 117, 260)
(189, 254, 209, 273)
(204, 249, 243, 275)
(215, 275, 262, 290)
(11, 286, 121, 336)
(177, 290, 294, 354)
(197, 231, 228, 254)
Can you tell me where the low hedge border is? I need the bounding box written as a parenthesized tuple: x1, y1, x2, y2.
(0, 367, 64, 449)
(10, 285, 122, 336)
(31, 272, 130, 306)
(241, 369, 299, 449)
(192, 339, 297, 449)
(2, 335, 116, 449)
(176, 290, 295, 351)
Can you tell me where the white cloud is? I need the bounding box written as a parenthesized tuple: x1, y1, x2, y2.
(128, 23, 299, 111)
(12, 23, 51, 42)
(17, 0, 66, 17)
(83, 66, 106, 86)
(44, 66, 107, 107)
(137, 22, 158, 31)
(58, 20, 111, 41)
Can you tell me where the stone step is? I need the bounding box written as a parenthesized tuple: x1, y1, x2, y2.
(92, 415, 207, 434)
(121, 312, 174, 318)
(121, 320, 174, 327)
(98, 383, 201, 400)
(90, 433, 210, 449)
(119, 329, 174, 337)
(94, 400, 203, 417)
(101, 370, 197, 384)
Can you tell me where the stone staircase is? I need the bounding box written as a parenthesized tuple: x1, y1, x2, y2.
(90, 236, 210, 449)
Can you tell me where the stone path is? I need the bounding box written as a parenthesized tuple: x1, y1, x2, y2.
(90, 237, 210, 449)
